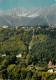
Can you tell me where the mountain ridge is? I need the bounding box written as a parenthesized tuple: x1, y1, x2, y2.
(0, 4, 56, 27)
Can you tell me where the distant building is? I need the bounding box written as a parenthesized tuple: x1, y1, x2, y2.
(48, 69, 53, 73)
(48, 61, 52, 68)
(21, 27, 25, 29)
(2, 25, 8, 28)
(16, 54, 22, 58)
(38, 27, 41, 29)
(48, 61, 56, 73)
(2, 54, 6, 57)
(29, 45, 31, 50)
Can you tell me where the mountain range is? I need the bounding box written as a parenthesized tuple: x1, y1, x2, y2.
(0, 4, 56, 27)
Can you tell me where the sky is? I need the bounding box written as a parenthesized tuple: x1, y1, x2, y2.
(0, 0, 56, 10)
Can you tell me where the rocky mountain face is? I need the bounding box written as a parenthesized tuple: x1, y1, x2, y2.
(0, 4, 56, 27)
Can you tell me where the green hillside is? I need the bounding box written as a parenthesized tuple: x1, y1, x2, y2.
(0, 26, 56, 80)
